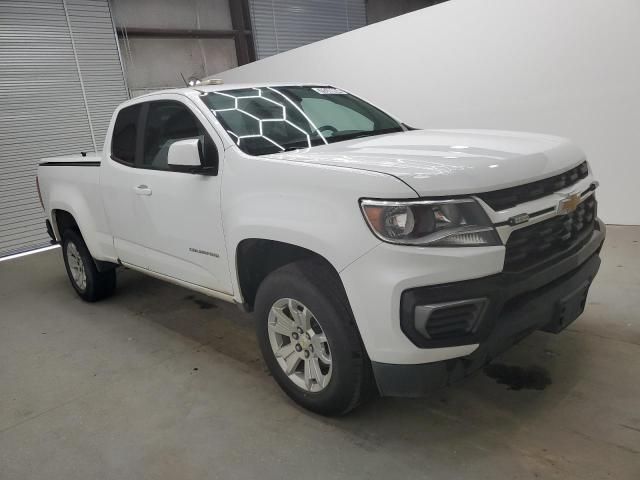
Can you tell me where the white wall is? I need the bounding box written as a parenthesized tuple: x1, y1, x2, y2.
(216, 0, 640, 225)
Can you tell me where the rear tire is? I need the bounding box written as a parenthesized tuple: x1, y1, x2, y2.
(254, 258, 373, 415)
(62, 229, 116, 302)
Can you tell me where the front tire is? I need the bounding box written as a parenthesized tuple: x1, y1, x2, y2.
(62, 229, 116, 302)
(255, 259, 373, 415)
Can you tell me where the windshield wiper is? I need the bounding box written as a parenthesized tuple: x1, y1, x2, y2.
(282, 145, 306, 152)
(327, 127, 403, 144)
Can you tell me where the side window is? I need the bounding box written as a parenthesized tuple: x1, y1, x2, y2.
(142, 101, 217, 172)
(111, 104, 141, 164)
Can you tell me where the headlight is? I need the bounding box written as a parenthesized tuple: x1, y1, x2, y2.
(360, 198, 501, 247)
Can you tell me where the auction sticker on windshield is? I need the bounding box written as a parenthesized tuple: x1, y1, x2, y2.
(312, 87, 346, 95)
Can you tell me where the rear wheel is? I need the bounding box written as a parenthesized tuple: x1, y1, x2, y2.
(62, 229, 116, 302)
(255, 259, 373, 415)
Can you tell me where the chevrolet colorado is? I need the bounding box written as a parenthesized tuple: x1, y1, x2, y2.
(37, 83, 605, 415)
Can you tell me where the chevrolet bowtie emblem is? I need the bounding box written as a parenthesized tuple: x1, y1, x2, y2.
(558, 192, 581, 215)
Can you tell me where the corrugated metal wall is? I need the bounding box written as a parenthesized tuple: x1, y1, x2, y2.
(249, 0, 366, 59)
(0, 0, 128, 257)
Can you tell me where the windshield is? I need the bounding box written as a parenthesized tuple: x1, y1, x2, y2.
(199, 85, 404, 156)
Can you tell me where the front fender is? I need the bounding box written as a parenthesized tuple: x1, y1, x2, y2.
(221, 152, 417, 302)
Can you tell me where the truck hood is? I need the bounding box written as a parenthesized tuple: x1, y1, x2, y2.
(265, 129, 586, 196)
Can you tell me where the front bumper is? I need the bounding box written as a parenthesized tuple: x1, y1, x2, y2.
(370, 219, 605, 397)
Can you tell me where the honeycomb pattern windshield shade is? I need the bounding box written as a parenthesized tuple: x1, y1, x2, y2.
(199, 86, 403, 156)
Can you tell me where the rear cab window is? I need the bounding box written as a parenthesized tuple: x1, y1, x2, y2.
(111, 104, 142, 165)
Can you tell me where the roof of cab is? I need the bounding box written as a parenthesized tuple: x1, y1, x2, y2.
(134, 82, 326, 99)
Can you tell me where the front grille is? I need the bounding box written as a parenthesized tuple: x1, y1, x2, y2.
(504, 195, 597, 271)
(478, 162, 589, 211)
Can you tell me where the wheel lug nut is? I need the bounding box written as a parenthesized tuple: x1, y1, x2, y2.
(295, 344, 302, 352)
(292, 332, 298, 340)
(305, 333, 311, 340)
(304, 351, 310, 358)
(297, 327, 303, 334)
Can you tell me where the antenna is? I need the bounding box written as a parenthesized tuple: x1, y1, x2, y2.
(179, 72, 188, 87)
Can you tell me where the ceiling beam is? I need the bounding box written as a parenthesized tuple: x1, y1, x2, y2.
(116, 27, 251, 39)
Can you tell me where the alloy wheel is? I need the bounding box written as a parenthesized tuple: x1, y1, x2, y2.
(66, 241, 87, 291)
(267, 298, 332, 392)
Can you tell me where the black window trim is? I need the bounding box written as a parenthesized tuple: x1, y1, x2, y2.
(135, 102, 149, 167)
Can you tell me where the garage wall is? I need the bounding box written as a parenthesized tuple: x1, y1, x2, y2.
(249, 0, 366, 59)
(0, 0, 128, 258)
(111, 0, 239, 96)
(214, 0, 640, 225)
(365, 0, 446, 24)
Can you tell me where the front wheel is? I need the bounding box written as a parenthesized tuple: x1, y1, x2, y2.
(255, 259, 373, 415)
(62, 229, 116, 302)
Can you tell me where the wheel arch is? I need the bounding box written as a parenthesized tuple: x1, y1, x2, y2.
(48, 197, 100, 256)
(235, 238, 349, 312)
(51, 209, 80, 240)
(52, 209, 117, 272)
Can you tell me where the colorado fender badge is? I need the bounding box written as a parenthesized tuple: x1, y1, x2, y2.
(189, 247, 219, 258)
(558, 192, 581, 215)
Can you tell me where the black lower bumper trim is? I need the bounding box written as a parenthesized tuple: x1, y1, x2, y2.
(400, 220, 606, 349)
(374, 220, 605, 397)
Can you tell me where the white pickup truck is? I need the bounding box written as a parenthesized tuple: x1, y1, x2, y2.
(37, 83, 605, 415)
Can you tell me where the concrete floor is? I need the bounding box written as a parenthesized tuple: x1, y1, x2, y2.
(0, 227, 638, 479)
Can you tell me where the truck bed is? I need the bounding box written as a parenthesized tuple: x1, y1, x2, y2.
(37, 151, 114, 261)
(40, 152, 102, 166)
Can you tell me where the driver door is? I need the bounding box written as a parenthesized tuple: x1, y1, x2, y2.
(114, 98, 232, 294)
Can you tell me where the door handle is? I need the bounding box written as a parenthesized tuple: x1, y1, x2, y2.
(134, 184, 152, 196)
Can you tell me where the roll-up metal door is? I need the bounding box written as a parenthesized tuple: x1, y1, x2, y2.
(0, 0, 128, 258)
(248, 0, 366, 59)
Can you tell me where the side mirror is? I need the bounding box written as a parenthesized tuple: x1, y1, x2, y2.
(167, 138, 202, 171)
